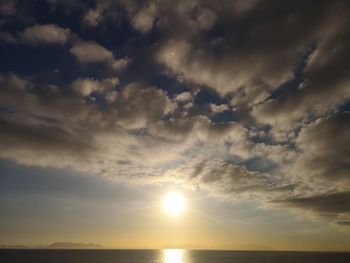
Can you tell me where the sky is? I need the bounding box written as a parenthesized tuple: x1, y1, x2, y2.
(0, 0, 349, 251)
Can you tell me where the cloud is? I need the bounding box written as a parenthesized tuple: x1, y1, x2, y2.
(0, 0, 16, 25)
(258, 112, 350, 225)
(131, 3, 157, 33)
(5, 22, 129, 73)
(175, 91, 193, 103)
(110, 83, 174, 129)
(70, 41, 114, 63)
(0, 72, 248, 178)
(71, 78, 119, 97)
(210, 103, 229, 114)
(0, 70, 349, 226)
(155, 37, 295, 97)
(153, 0, 350, 136)
(252, 37, 350, 131)
(292, 112, 350, 182)
(0, 1, 16, 16)
(273, 191, 350, 225)
(0, 73, 179, 170)
(0, 72, 26, 91)
(193, 7, 217, 31)
(19, 24, 70, 45)
(70, 40, 129, 71)
(0, 117, 94, 165)
(82, 8, 102, 28)
(165, 157, 293, 202)
(0, 31, 16, 43)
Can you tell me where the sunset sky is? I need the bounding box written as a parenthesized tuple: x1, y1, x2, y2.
(0, 0, 350, 251)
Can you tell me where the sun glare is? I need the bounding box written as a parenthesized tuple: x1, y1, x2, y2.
(163, 192, 186, 216)
(163, 249, 186, 263)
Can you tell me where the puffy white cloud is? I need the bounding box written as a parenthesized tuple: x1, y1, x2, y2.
(19, 24, 70, 45)
(70, 40, 129, 71)
(82, 8, 102, 28)
(111, 83, 173, 129)
(70, 41, 113, 63)
(71, 78, 119, 97)
(175, 91, 193, 103)
(210, 103, 229, 114)
(131, 3, 157, 33)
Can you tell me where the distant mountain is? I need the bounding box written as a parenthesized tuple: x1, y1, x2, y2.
(47, 242, 103, 249)
(0, 244, 29, 249)
(0, 242, 104, 249)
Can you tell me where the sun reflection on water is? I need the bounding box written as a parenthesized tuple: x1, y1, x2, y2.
(162, 249, 187, 263)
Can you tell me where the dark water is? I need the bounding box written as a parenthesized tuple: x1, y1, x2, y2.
(1, 249, 350, 263)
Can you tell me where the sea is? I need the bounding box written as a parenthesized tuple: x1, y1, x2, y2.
(1, 249, 350, 263)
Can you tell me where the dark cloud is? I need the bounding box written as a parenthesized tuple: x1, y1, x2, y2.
(274, 191, 350, 225)
(294, 112, 350, 181)
(0, 117, 93, 156)
(253, 29, 350, 131)
(0, 0, 17, 25)
(0, 31, 16, 43)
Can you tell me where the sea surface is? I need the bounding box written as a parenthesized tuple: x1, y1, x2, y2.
(1, 249, 350, 263)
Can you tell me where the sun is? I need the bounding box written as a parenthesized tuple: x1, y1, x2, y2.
(163, 192, 186, 216)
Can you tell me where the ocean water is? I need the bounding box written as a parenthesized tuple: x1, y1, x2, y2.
(1, 249, 350, 263)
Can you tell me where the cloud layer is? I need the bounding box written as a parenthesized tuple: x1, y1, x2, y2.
(0, 0, 349, 227)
